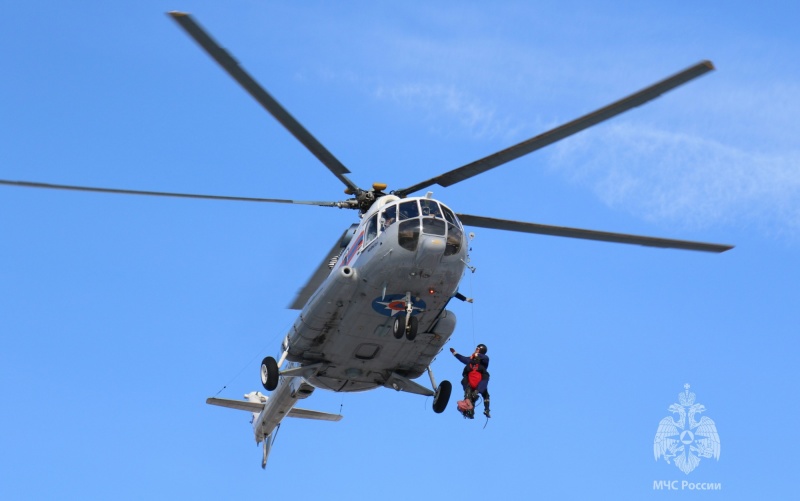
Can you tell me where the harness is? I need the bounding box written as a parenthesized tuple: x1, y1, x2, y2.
(467, 360, 483, 390)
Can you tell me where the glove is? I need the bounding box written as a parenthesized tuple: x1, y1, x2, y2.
(449, 347, 455, 354)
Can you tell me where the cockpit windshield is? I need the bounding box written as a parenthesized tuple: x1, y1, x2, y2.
(441, 205, 463, 256)
(398, 200, 419, 220)
(420, 199, 442, 218)
(383, 199, 462, 255)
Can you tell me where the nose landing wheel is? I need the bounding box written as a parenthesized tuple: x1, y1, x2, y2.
(406, 316, 418, 340)
(392, 316, 405, 339)
(392, 315, 418, 340)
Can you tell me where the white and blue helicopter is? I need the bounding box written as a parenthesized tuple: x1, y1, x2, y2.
(0, 12, 733, 469)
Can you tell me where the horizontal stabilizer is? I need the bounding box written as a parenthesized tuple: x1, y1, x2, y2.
(206, 397, 264, 413)
(288, 407, 343, 421)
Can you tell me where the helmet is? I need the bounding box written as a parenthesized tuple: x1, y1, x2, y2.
(476, 344, 487, 354)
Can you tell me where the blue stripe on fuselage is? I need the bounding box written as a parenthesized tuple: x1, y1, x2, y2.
(342, 231, 364, 266)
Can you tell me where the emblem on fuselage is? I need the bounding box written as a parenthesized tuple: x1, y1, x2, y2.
(371, 294, 426, 316)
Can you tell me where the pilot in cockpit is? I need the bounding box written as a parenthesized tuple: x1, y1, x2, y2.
(381, 206, 396, 230)
(421, 200, 442, 218)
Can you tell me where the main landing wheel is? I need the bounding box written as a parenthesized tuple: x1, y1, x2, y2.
(432, 380, 452, 414)
(260, 356, 279, 391)
(392, 316, 406, 339)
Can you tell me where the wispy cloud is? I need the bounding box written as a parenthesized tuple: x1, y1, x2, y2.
(549, 123, 800, 237)
(283, 4, 800, 241)
(373, 82, 524, 140)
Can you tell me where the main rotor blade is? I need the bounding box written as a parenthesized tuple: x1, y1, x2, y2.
(0, 179, 352, 208)
(395, 61, 714, 197)
(456, 213, 733, 253)
(168, 12, 361, 195)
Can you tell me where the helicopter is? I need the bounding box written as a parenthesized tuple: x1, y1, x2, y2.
(0, 12, 733, 469)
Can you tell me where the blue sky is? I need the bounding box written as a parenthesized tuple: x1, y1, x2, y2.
(1, 2, 798, 499)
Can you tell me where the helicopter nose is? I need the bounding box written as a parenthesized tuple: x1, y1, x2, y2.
(414, 235, 445, 269)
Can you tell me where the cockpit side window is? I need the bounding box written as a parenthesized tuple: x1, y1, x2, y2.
(365, 214, 379, 244)
(445, 222, 462, 255)
(441, 206, 462, 256)
(398, 200, 419, 220)
(381, 205, 397, 231)
(442, 206, 458, 226)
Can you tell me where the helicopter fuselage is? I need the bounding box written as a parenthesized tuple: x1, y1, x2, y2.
(283, 194, 468, 393)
